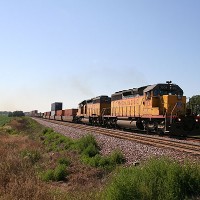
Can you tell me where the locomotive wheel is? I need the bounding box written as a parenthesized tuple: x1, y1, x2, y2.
(157, 129, 164, 136)
(146, 121, 158, 134)
(146, 127, 150, 134)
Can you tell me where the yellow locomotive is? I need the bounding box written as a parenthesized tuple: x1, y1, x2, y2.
(77, 95, 111, 125)
(76, 81, 199, 135)
(111, 84, 186, 117)
(108, 82, 188, 134)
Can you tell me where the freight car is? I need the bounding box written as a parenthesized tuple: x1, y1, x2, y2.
(41, 81, 199, 136)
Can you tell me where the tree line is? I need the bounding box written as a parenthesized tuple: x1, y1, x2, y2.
(8, 111, 25, 117)
(187, 95, 200, 115)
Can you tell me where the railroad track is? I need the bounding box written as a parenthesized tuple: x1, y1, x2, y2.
(40, 118, 200, 156)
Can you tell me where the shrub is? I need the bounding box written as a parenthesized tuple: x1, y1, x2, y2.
(81, 154, 101, 167)
(102, 157, 200, 200)
(81, 150, 125, 170)
(41, 169, 54, 182)
(109, 150, 126, 165)
(42, 128, 73, 151)
(41, 165, 68, 182)
(82, 143, 99, 157)
(53, 164, 67, 181)
(42, 128, 53, 135)
(73, 134, 99, 154)
(20, 150, 41, 164)
(58, 157, 70, 166)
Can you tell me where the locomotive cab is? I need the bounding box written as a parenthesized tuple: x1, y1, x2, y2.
(143, 83, 186, 117)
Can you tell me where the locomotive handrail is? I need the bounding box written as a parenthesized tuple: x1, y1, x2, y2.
(101, 108, 106, 116)
(101, 107, 111, 116)
(170, 103, 178, 124)
(159, 96, 165, 115)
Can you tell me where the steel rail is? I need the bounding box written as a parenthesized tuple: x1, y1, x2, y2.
(40, 118, 200, 156)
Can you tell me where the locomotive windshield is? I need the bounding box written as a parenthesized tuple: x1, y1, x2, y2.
(153, 84, 183, 96)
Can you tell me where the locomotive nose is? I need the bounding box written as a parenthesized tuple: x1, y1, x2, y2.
(182, 116, 196, 131)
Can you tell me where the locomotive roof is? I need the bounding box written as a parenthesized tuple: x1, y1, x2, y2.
(143, 83, 183, 93)
(92, 95, 110, 100)
(112, 85, 149, 97)
(78, 95, 110, 105)
(143, 84, 157, 93)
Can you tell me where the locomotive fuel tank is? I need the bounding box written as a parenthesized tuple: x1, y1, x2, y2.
(116, 119, 144, 130)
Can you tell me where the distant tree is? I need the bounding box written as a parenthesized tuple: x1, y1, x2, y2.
(187, 95, 200, 115)
(0, 111, 9, 116)
(10, 111, 25, 117)
(8, 112, 13, 117)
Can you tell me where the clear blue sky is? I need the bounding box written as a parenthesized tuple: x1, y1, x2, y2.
(0, 0, 200, 112)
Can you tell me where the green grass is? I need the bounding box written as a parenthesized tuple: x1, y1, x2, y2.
(81, 149, 125, 170)
(102, 157, 200, 200)
(42, 128, 73, 151)
(2, 117, 200, 200)
(73, 134, 99, 154)
(0, 116, 11, 127)
(58, 157, 71, 166)
(20, 149, 41, 164)
(41, 164, 68, 182)
(40, 154, 70, 182)
(72, 135, 125, 170)
(41, 129, 125, 170)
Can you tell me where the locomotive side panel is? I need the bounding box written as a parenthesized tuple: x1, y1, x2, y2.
(82, 96, 111, 117)
(111, 96, 145, 117)
(162, 95, 186, 116)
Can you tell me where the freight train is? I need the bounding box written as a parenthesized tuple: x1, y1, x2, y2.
(41, 81, 200, 136)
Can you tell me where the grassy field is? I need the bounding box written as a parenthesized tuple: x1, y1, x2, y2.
(0, 117, 125, 199)
(0, 117, 199, 200)
(102, 157, 200, 200)
(0, 115, 11, 127)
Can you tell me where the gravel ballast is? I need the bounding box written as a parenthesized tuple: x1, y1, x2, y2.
(34, 118, 200, 165)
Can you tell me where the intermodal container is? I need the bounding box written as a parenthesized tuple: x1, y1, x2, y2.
(56, 110, 64, 116)
(63, 109, 78, 116)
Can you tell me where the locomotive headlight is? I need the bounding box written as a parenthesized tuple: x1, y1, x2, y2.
(196, 119, 199, 122)
(178, 118, 181, 122)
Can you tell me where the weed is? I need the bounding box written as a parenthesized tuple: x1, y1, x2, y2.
(41, 169, 54, 182)
(109, 149, 126, 165)
(81, 149, 125, 171)
(20, 150, 41, 164)
(73, 134, 99, 154)
(41, 128, 73, 151)
(53, 164, 68, 181)
(58, 157, 70, 166)
(0, 116, 11, 127)
(82, 143, 99, 157)
(102, 157, 200, 200)
(41, 165, 68, 182)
